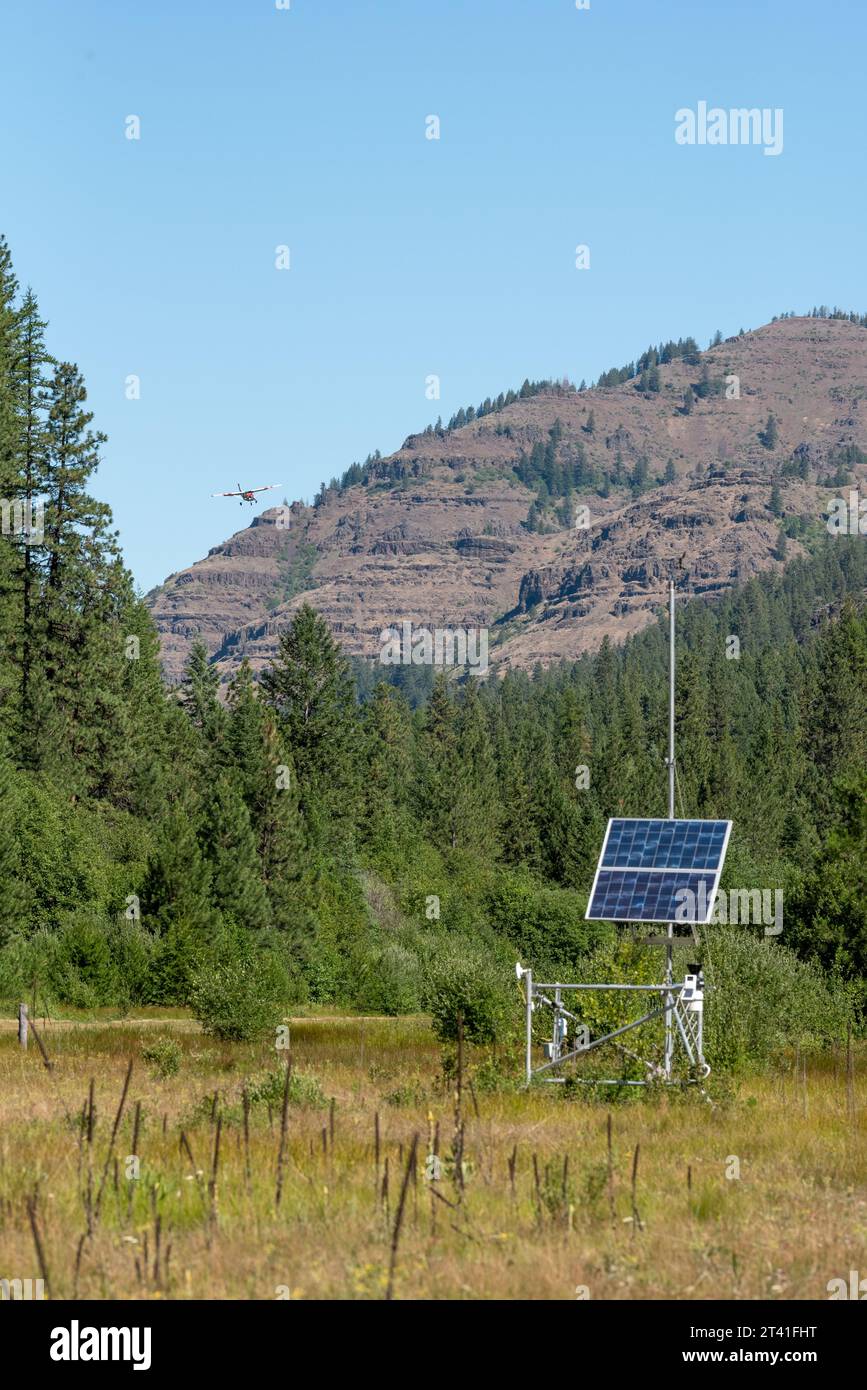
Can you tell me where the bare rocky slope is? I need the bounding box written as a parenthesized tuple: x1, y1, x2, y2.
(146, 316, 867, 682)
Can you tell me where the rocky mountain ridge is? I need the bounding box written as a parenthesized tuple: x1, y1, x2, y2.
(146, 316, 867, 681)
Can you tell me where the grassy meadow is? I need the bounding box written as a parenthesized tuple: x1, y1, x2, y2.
(0, 1010, 865, 1301)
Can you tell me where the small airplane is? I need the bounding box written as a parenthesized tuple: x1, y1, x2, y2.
(211, 482, 283, 506)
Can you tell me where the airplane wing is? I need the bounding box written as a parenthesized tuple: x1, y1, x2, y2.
(211, 483, 282, 497)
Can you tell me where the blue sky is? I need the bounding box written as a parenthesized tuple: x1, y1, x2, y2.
(1, 0, 863, 591)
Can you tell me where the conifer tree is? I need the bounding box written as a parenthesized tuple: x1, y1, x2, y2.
(761, 413, 778, 449)
(449, 680, 502, 858)
(181, 640, 225, 746)
(359, 681, 414, 862)
(788, 770, 867, 979)
(0, 746, 29, 945)
(113, 597, 170, 817)
(630, 456, 649, 494)
(537, 770, 601, 888)
(33, 360, 131, 786)
(495, 724, 541, 870)
(0, 237, 22, 703)
(261, 604, 360, 843)
(141, 803, 215, 1001)
(806, 600, 867, 823)
(225, 658, 265, 792)
(420, 673, 459, 851)
(226, 659, 309, 915)
(674, 648, 715, 811)
(201, 772, 271, 932)
(7, 289, 52, 750)
(141, 803, 213, 936)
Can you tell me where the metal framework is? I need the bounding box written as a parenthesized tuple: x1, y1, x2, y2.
(519, 577, 717, 1088)
(517, 966, 708, 1086)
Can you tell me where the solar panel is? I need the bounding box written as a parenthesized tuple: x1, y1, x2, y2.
(586, 818, 731, 923)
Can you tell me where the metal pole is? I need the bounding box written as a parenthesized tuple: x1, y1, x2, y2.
(696, 974, 705, 1065)
(664, 578, 676, 1080)
(525, 968, 533, 1085)
(668, 578, 676, 821)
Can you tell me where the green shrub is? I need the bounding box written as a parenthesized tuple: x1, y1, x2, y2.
(0, 934, 30, 1003)
(698, 927, 854, 1071)
(147, 918, 206, 1006)
(14, 778, 150, 934)
(105, 919, 154, 1008)
(399, 850, 495, 939)
(569, 939, 662, 1039)
(189, 952, 288, 1042)
(484, 871, 613, 975)
(0, 915, 155, 1013)
(43, 913, 120, 1007)
(246, 1063, 326, 1109)
(423, 938, 517, 1046)
(383, 1077, 427, 1106)
(141, 1035, 182, 1078)
(350, 941, 422, 1014)
(472, 1054, 517, 1092)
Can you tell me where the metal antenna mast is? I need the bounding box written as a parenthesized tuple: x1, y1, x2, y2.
(663, 577, 676, 1079)
(668, 576, 676, 821)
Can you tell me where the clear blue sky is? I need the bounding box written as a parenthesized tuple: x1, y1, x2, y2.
(1, 0, 863, 591)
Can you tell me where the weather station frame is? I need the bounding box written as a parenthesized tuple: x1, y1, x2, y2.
(517, 575, 729, 1089)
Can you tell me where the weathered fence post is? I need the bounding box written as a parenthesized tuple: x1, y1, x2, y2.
(18, 1002, 28, 1049)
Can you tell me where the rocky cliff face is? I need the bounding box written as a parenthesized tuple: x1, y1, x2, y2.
(146, 317, 867, 681)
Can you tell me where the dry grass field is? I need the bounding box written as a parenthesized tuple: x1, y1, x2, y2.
(0, 1011, 865, 1301)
